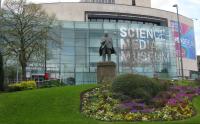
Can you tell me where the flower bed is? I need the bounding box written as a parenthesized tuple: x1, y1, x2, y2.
(81, 84, 200, 121)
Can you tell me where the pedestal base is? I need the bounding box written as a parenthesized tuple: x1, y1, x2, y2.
(97, 61, 116, 83)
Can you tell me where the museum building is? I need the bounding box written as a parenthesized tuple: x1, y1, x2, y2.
(28, 0, 198, 84)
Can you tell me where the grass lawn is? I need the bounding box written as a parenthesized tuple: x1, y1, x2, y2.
(0, 84, 200, 124)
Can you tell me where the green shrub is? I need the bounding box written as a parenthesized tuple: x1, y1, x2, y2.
(41, 80, 64, 88)
(113, 93, 131, 101)
(8, 81, 36, 91)
(112, 74, 168, 103)
(174, 80, 195, 86)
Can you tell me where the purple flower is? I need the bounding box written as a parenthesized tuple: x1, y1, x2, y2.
(196, 87, 200, 95)
(130, 109, 138, 113)
(119, 101, 147, 113)
(122, 101, 145, 108)
(123, 102, 137, 107)
(167, 98, 177, 106)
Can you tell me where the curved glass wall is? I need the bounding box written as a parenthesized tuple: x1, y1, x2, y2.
(80, 0, 115, 4)
(28, 21, 177, 84)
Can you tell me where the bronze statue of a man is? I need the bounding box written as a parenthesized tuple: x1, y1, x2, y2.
(99, 33, 116, 61)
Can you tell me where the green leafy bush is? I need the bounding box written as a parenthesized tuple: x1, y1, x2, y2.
(41, 80, 64, 88)
(8, 81, 36, 91)
(112, 74, 168, 103)
(174, 80, 192, 86)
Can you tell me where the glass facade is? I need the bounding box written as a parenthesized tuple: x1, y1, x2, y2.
(89, 18, 159, 26)
(80, 0, 115, 4)
(28, 21, 177, 84)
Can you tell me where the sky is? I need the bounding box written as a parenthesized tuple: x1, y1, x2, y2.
(1, 0, 200, 55)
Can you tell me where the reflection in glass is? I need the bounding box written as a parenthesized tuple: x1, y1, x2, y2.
(28, 21, 177, 84)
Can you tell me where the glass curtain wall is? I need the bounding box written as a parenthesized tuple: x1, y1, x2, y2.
(32, 21, 177, 84)
(80, 0, 115, 4)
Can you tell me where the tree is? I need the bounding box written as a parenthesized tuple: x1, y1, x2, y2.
(0, 0, 57, 80)
(0, 51, 4, 91)
(121, 35, 160, 75)
(121, 38, 138, 73)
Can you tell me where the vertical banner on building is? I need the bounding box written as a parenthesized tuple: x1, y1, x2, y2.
(171, 20, 196, 60)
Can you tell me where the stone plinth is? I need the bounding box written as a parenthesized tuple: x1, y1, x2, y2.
(97, 61, 116, 83)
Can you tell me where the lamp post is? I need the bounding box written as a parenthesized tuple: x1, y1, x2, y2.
(173, 4, 184, 79)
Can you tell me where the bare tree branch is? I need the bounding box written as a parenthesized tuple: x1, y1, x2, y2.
(0, 0, 60, 80)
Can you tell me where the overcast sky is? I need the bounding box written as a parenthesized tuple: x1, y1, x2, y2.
(1, 0, 200, 54)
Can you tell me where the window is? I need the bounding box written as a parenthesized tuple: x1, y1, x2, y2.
(90, 19, 97, 22)
(132, 0, 135, 5)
